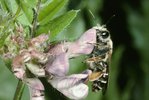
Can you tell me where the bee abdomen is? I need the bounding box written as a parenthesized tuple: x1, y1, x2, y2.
(92, 72, 108, 92)
(92, 61, 109, 93)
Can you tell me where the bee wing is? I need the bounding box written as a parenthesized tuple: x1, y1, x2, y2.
(89, 71, 103, 81)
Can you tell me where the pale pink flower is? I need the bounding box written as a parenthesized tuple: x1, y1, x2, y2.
(67, 28, 96, 58)
(45, 53, 69, 77)
(47, 70, 92, 100)
(11, 27, 96, 100)
(47, 28, 96, 58)
(25, 78, 45, 100)
(44, 28, 96, 99)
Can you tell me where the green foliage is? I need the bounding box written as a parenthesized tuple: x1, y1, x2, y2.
(36, 10, 79, 39)
(15, 0, 34, 24)
(38, 0, 68, 25)
(0, 58, 17, 100)
(0, 9, 14, 48)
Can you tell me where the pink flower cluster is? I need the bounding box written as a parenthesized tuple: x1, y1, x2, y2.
(12, 28, 96, 100)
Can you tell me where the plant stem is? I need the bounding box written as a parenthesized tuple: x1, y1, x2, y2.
(30, 0, 41, 38)
(13, 80, 25, 100)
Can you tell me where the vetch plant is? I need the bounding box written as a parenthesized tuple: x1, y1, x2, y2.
(0, 0, 78, 99)
(0, 0, 105, 100)
(9, 28, 96, 100)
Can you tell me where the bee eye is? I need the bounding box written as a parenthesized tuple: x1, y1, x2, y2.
(101, 31, 109, 39)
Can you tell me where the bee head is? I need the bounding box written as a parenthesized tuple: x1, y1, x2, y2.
(94, 25, 110, 44)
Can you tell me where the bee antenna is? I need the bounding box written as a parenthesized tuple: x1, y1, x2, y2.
(104, 15, 115, 26)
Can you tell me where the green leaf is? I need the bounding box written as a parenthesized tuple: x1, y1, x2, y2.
(38, 0, 68, 25)
(0, 9, 14, 48)
(0, 0, 8, 11)
(0, 58, 18, 100)
(36, 10, 79, 39)
(1, 0, 18, 14)
(15, 0, 33, 24)
(0, 33, 9, 48)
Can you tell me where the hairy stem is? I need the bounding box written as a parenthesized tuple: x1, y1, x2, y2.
(30, 0, 41, 38)
(13, 80, 25, 100)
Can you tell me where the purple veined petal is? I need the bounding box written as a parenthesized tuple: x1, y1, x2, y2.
(26, 63, 45, 77)
(45, 53, 69, 77)
(12, 54, 27, 80)
(67, 28, 96, 58)
(77, 28, 96, 44)
(48, 70, 92, 99)
(61, 83, 88, 100)
(46, 28, 96, 58)
(29, 89, 44, 100)
(47, 43, 68, 56)
(12, 67, 25, 80)
(30, 49, 48, 64)
(29, 34, 49, 48)
(48, 74, 88, 89)
(19, 49, 32, 62)
(24, 78, 45, 100)
(24, 78, 44, 91)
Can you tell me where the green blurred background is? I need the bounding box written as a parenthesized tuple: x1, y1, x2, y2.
(0, 0, 149, 100)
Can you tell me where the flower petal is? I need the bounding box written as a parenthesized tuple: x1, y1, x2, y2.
(48, 70, 91, 99)
(30, 49, 48, 64)
(48, 74, 88, 89)
(24, 78, 45, 100)
(24, 78, 44, 91)
(12, 52, 30, 79)
(29, 34, 49, 48)
(47, 43, 67, 56)
(13, 67, 25, 80)
(60, 83, 88, 100)
(47, 28, 96, 58)
(67, 28, 96, 58)
(45, 53, 69, 77)
(26, 63, 45, 77)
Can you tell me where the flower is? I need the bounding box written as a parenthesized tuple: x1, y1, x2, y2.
(44, 28, 96, 99)
(47, 70, 92, 100)
(25, 78, 45, 100)
(11, 27, 97, 100)
(45, 53, 69, 77)
(47, 28, 96, 58)
(66, 28, 96, 58)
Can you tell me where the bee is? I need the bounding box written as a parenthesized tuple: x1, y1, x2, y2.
(85, 25, 113, 93)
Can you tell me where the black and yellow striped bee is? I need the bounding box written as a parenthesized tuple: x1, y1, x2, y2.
(85, 25, 113, 93)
